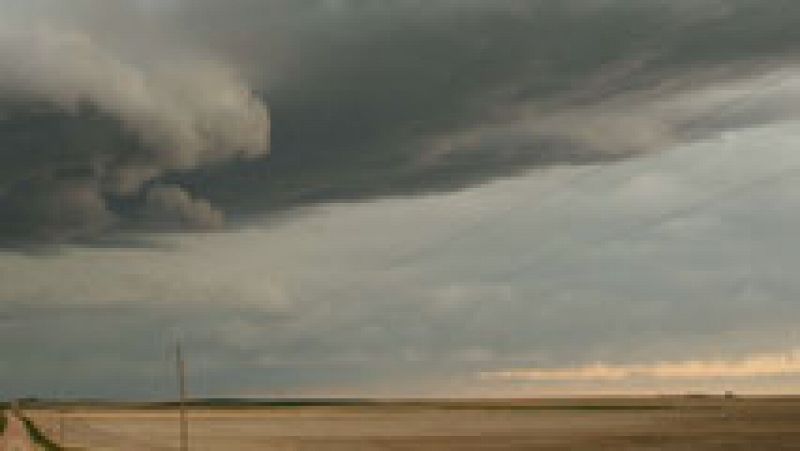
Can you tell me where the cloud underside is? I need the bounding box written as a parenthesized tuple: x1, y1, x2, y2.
(1, 0, 800, 243)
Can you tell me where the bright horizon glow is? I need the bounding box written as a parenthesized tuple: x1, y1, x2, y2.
(481, 350, 800, 382)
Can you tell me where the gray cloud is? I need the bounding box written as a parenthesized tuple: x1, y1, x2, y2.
(5, 121, 800, 397)
(143, 185, 224, 230)
(0, 2, 269, 243)
(4, 0, 800, 399)
(180, 0, 800, 218)
(2, 0, 800, 245)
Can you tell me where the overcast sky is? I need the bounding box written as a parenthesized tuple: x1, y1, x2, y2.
(2, 0, 800, 399)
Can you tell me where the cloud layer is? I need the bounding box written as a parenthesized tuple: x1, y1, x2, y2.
(2, 1, 800, 242)
(3, 0, 800, 398)
(4, 118, 800, 397)
(185, 0, 800, 217)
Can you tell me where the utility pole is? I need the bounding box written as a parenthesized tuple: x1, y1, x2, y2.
(59, 408, 65, 443)
(176, 342, 188, 451)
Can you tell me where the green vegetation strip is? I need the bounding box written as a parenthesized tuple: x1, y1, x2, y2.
(18, 414, 63, 450)
(0, 411, 7, 435)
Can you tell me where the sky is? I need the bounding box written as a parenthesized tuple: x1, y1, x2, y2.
(2, 0, 800, 399)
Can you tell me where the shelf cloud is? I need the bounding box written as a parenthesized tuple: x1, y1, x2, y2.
(0, 2, 269, 242)
(1, 0, 800, 244)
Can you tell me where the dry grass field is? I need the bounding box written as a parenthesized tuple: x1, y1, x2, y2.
(24, 397, 800, 450)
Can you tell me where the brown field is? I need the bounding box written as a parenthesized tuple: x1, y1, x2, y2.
(24, 397, 800, 450)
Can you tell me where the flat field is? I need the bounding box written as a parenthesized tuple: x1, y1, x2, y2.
(25, 397, 800, 450)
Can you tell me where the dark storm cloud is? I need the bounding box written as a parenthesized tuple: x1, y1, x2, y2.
(1, 0, 800, 242)
(0, 1, 270, 243)
(144, 0, 800, 211)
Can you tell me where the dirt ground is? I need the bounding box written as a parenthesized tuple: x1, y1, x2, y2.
(25, 397, 800, 450)
(1, 410, 39, 451)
